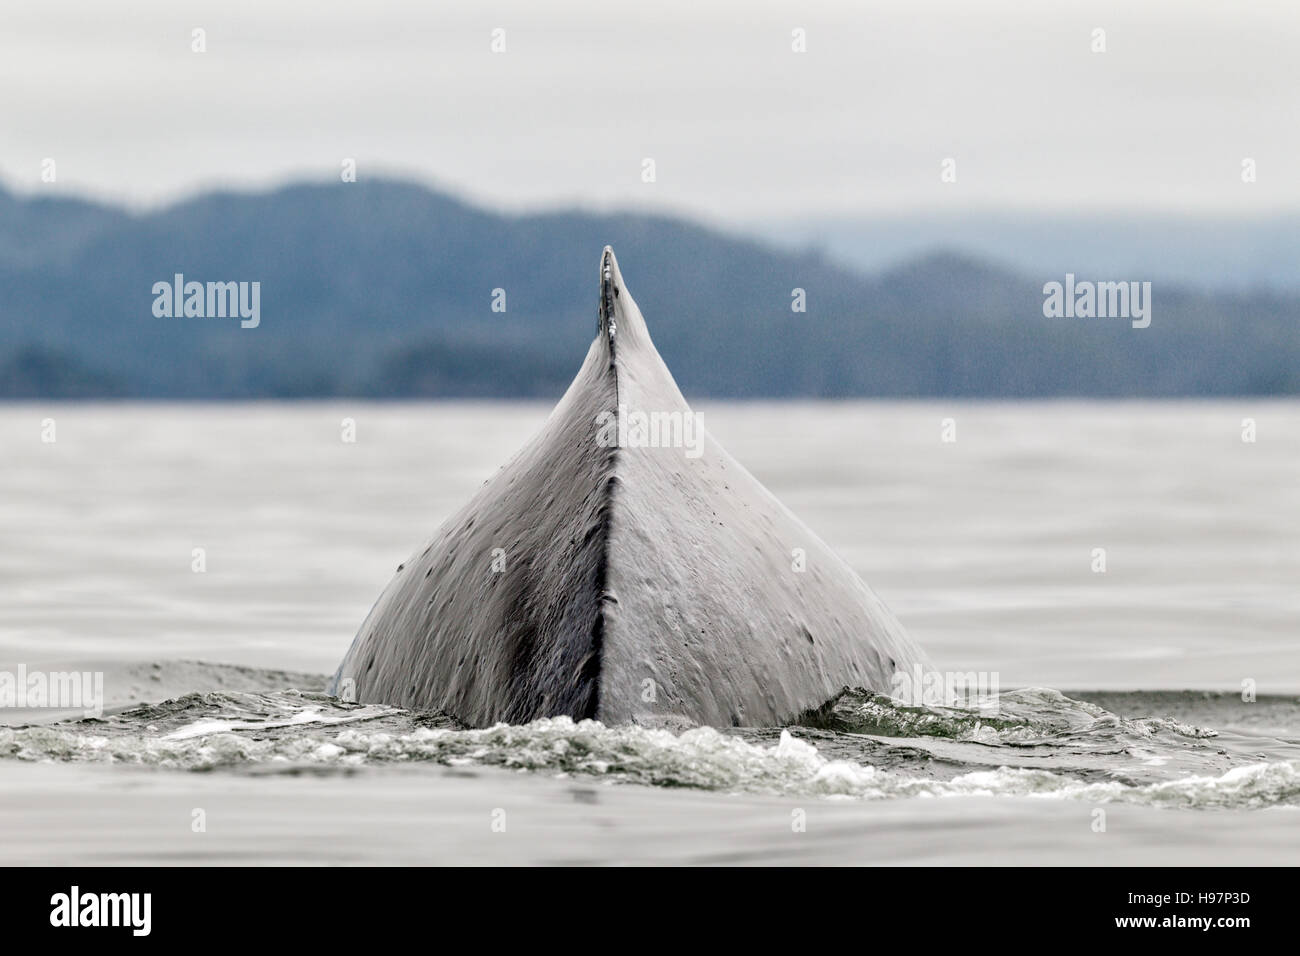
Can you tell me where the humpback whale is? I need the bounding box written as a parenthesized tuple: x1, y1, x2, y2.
(329, 248, 931, 727)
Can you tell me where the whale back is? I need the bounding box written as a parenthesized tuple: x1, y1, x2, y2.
(330, 248, 930, 726)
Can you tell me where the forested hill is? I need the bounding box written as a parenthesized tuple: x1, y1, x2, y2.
(2, 180, 1296, 398)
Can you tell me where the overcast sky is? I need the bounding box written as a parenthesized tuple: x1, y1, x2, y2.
(3, 0, 1297, 223)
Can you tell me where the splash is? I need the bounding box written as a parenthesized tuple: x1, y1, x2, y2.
(1, 679, 1296, 809)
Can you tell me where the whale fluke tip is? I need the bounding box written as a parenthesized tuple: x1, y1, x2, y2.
(599, 246, 620, 338)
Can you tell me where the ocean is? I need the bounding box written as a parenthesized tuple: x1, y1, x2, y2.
(2, 400, 1297, 864)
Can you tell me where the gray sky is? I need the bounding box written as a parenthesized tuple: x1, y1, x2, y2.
(3, 0, 1297, 223)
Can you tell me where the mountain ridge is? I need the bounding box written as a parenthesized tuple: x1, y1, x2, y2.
(1, 179, 1296, 399)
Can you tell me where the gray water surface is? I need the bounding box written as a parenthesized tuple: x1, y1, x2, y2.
(2, 401, 1297, 863)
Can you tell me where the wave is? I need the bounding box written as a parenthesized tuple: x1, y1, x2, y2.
(2, 672, 1297, 810)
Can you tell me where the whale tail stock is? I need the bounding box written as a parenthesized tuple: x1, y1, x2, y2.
(329, 248, 931, 727)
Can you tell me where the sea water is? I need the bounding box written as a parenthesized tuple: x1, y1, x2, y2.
(1, 401, 1297, 864)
